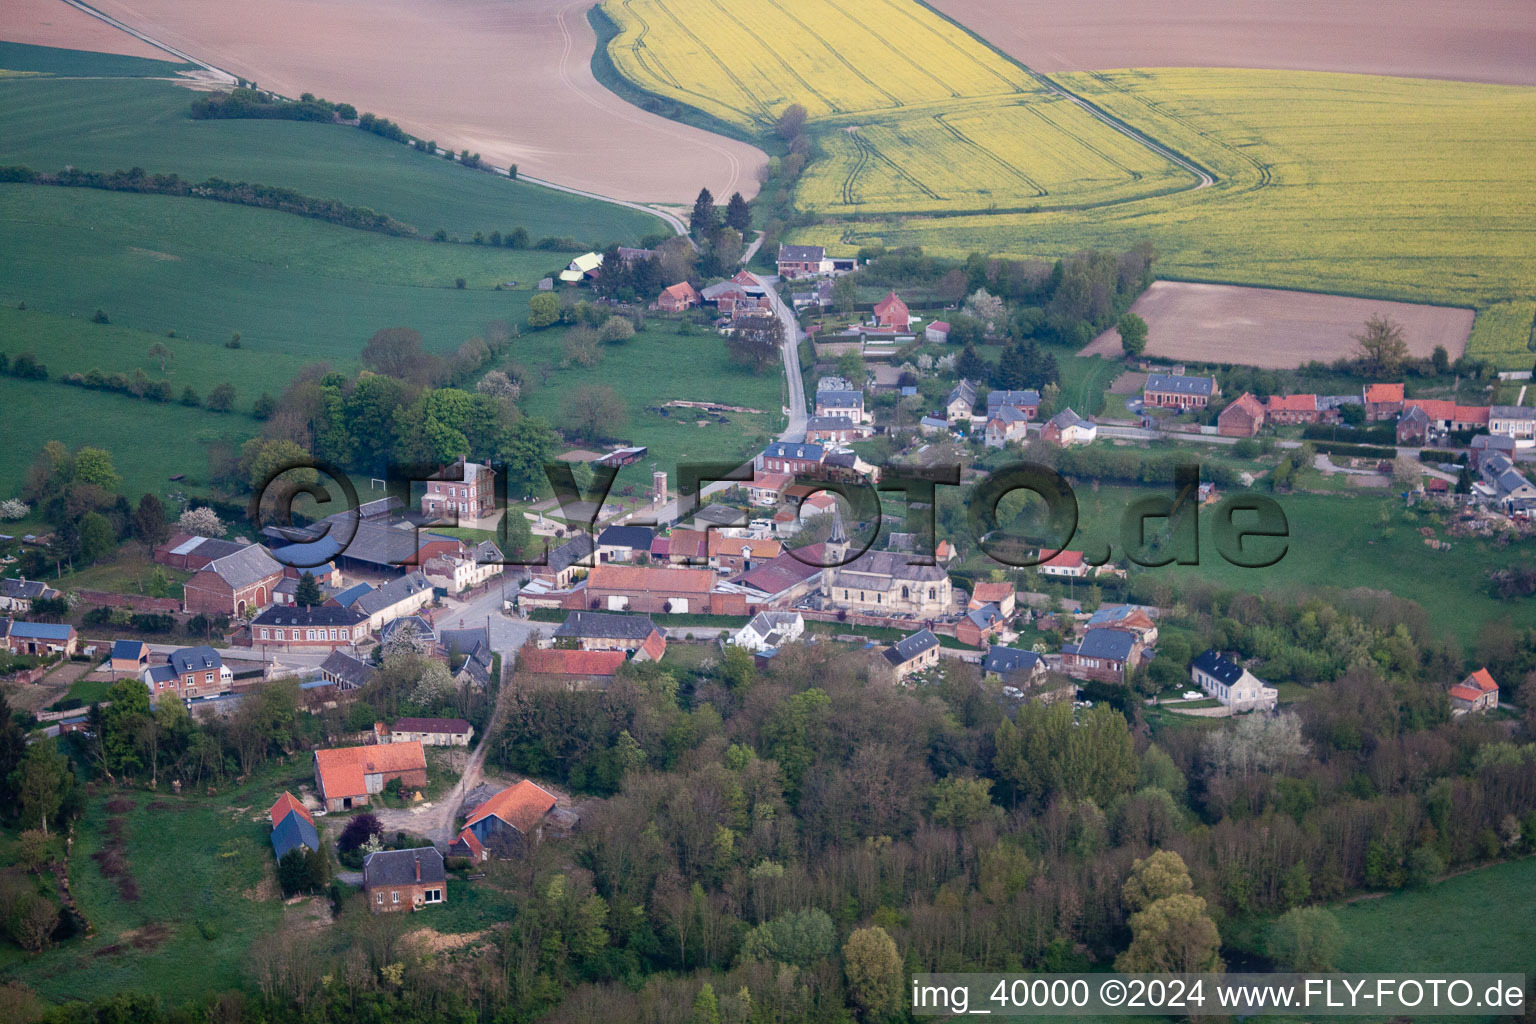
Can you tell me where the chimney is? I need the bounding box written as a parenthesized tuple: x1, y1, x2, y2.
(414, 856, 421, 882)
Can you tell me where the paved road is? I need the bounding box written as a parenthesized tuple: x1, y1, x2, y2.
(759, 275, 808, 442)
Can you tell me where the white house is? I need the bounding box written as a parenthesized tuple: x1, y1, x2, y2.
(1190, 650, 1277, 711)
(730, 611, 806, 652)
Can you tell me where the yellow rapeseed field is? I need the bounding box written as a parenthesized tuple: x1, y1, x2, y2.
(602, 0, 1192, 215)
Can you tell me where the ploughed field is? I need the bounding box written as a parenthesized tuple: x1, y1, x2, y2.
(1081, 282, 1475, 370)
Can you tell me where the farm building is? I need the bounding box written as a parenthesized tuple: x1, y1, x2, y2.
(657, 281, 700, 311)
(183, 544, 285, 616)
(313, 741, 428, 812)
(553, 610, 667, 660)
(453, 779, 558, 858)
(1363, 382, 1405, 421)
(388, 718, 474, 746)
(3, 620, 77, 656)
(318, 650, 377, 690)
(1218, 393, 1266, 437)
(1265, 393, 1322, 425)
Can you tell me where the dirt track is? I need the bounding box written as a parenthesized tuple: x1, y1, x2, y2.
(927, 0, 1536, 87)
(1081, 281, 1473, 370)
(6, 0, 765, 205)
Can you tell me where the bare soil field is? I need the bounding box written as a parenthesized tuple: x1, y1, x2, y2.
(928, 0, 1536, 86)
(6, 0, 764, 204)
(1081, 281, 1473, 369)
(5, 0, 167, 60)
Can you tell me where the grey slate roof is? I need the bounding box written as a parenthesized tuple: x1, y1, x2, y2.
(806, 415, 861, 431)
(379, 616, 434, 644)
(983, 646, 1042, 676)
(1047, 408, 1091, 430)
(7, 620, 73, 641)
(547, 535, 596, 574)
(271, 812, 321, 861)
(1068, 628, 1137, 661)
(815, 390, 864, 409)
(1, 578, 48, 601)
(778, 243, 825, 262)
(883, 628, 940, 666)
(966, 604, 1002, 629)
(1191, 649, 1243, 685)
(363, 847, 446, 888)
(554, 611, 660, 641)
(319, 650, 376, 689)
(987, 389, 1040, 411)
(597, 525, 655, 550)
(694, 505, 748, 527)
(989, 405, 1029, 425)
(1145, 373, 1216, 397)
(144, 664, 176, 686)
(252, 605, 366, 628)
(169, 646, 222, 675)
(835, 548, 948, 587)
(948, 380, 977, 408)
(354, 570, 433, 616)
(1490, 405, 1536, 420)
(206, 545, 284, 589)
(110, 639, 146, 661)
(440, 626, 491, 657)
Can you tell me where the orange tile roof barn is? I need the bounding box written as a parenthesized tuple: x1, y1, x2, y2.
(269, 791, 313, 827)
(517, 647, 628, 676)
(465, 779, 558, 835)
(1266, 393, 1317, 413)
(313, 742, 427, 810)
(586, 565, 715, 593)
(1364, 383, 1405, 404)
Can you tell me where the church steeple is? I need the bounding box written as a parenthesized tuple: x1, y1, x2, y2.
(825, 498, 849, 566)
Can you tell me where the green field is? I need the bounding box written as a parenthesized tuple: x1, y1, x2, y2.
(0, 40, 193, 79)
(798, 69, 1536, 366)
(0, 43, 663, 244)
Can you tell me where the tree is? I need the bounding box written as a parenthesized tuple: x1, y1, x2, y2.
(563, 326, 601, 367)
(1115, 851, 1223, 973)
(277, 846, 330, 896)
(689, 187, 717, 238)
(724, 191, 752, 235)
(741, 908, 835, 967)
(956, 343, 988, 382)
(132, 494, 168, 547)
(776, 103, 807, 141)
(1266, 907, 1342, 971)
(10, 741, 72, 834)
(598, 315, 636, 344)
(1354, 314, 1410, 376)
(362, 327, 438, 385)
(338, 813, 383, 853)
(206, 382, 237, 412)
(253, 392, 277, 420)
(725, 314, 784, 374)
(995, 702, 1136, 806)
(528, 292, 560, 328)
(78, 511, 117, 563)
(689, 983, 721, 1024)
(832, 273, 858, 314)
(73, 446, 120, 490)
(564, 385, 626, 441)
(178, 506, 226, 537)
(1118, 312, 1148, 357)
(1431, 344, 1450, 374)
(0, 498, 28, 520)
(147, 341, 173, 374)
(963, 288, 1005, 332)
(844, 926, 902, 1018)
(293, 571, 322, 607)
(930, 776, 1003, 829)
(476, 369, 520, 402)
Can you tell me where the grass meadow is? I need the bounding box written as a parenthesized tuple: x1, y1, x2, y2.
(0, 67, 664, 245)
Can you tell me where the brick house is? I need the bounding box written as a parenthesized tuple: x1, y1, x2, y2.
(747, 473, 792, 506)
(553, 610, 667, 660)
(2, 619, 77, 656)
(1085, 605, 1159, 646)
(451, 779, 558, 860)
(1218, 393, 1266, 437)
(984, 404, 1030, 447)
(142, 645, 232, 700)
(709, 534, 782, 573)
(955, 603, 1005, 647)
(1060, 628, 1141, 683)
(110, 638, 150, 678)
(313, 741, 427, 811)
(1144, 373, 1218, 410)
(777, 243, 827, 278)
(363, 847, 446, 912)
(1396, 405, 1431, 445)
(421, 457, 496, 520)
(579, 565, 721, 614)
(183, 545, 285, 616)
(881, 628, 941, 682)
(1448, 667, 1499, 714)
(987, 390, 1041, 421)
(1363, 382, 1405, 422)
(872, 291, 909, 329)
(805, 415, 873, 443)
(153, 534, 251, 572)
(252, 605, 370, 651)
(758, 442, 826, 476)
(1264, 393, 1322, 425)
(657, 281, 700, 312)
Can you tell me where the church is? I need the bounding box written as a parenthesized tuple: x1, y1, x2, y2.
(820, 506, 952, 616)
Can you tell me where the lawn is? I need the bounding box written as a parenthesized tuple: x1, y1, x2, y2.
(799, 69, 1536, 366)
(52, 553, 191, 599)
(0, 376, 258, 499)
(0, 61, 664, 245)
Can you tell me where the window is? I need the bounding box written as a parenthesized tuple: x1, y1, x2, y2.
(424, 888, 442, 903)
(205, 672, 214, 683)
(329, 629, 338, 640)
(341, 628, 350, 639)
(275, 629, 285, 641)
(392, 891, 399, 903)
(260, 628, 270, 640)
(307, 629, 316, 641)
(376, 893, 384, 904)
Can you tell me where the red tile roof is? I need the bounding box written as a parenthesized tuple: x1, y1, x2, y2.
(517, 647, 628, 676)
(666, 529, 708, 559)
(269, 791, 313, 828)
(587, 565, 715, 593)
(1448, 683, 1485, 703)
(1453, 405, 1490, 425)
(1406, 398, 1455, 421)
(1224, 392, 1265, 417)
(314, 742, 426, 800)
(874, 290, 907, 318)
(1041, 549, 1086, 568)
(709, 534, 782, 560)
(751, 472, 792, 492)
(464, 779, 558, 834)
(1266, 393, 1317, 412)
(452, 827, 485, 859)
(1465, 667, 1498, 692)
(1365, 383, 1404, 404)
(970, 582, 1014, 608)
(661, 281, 699, 302)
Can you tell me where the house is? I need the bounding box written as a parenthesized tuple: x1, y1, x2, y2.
(919, 415, 951, 435)
(530, 534, 595, 588)
(709, 533, 782, 573)
(1037, 549, 1088, 579)
(805, 415, 873, 443)
(881, 628, 941, 682)
(420, 458, 496, 520)
(1363, 382, 1405, 422)
(935, 540, 956, 564)
(1264, 393, 1321, 425)
(363, 847, 446, 912)
(319, 649, 377, 690)
(747, 472, 793, 506)
(0, 578, 53, 613)
(662, 528, 708, 564)
(984, 404, 1030, 447)
(730, 611, 805, 652)
(344, 570, 435, 632)
(987, 389, 1041, 421)
(454, 639, 496, 689)
(955, 603, 1005, 647)
(1218, 393, 1266, 437)
(778, 243, 827, 278)
(758, 442, 826, 476)
(925, 321, 950, 344)
(1086, 605, 1159, 645)
(872, 291, 910, 329)
(1470, 433, 1519, 469)
(1396, 405, 1431, 446)
(1488, 405, 1536, 442)
(254, 605, 369, 651)
(559, 251, 603, 283)
(657, 281, 701, 312)
(1449, 405, 1492, 432)
(1144, 373, 1219, 410)
(183, 544, 285, 616)
(821, 510, 952, 615)
(814, 390, 868, 423)
(270, 808, 321, 862)
(4, 620, 77, 656)
(946, 380, 977, 421)
(313, 741, 428, 811)
(553, 610, 667, 660)
(968, 582, 1016, 617)
(982, 645, 1046, 683)
(389, 718, 474, 746)
(596, 525, 656, 564)
(1041, 408, 1096, 446)
(423, 540, 504, 595)
(1448, 667, 1500, 714)
(455, 779, 558, 857)
(109, 639, 150, 678)
(143, 646, 232, 700)
(1060, 628, 1141, 683)
(1190, 650, 1278, 711)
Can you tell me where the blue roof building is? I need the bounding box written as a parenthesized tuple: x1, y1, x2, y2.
(271, 810, 320, 861)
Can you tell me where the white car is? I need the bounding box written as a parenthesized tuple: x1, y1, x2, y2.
(1182, 690, 1204, 700)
